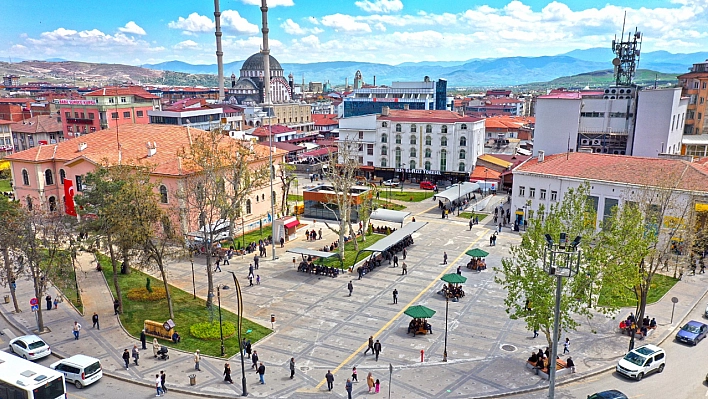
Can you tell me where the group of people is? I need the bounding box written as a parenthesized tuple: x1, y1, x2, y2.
(372, 225, 397, 235)
(528, 348, 576, 374)
(620, 313, 657, 337)
(296, 260, 341, 278)
(357, 236, 413, 279)
(407, 318, 433, 336)
(440, 283, 465, 300)
(467, 258, 486, 271)
(304, 228, 322, 241)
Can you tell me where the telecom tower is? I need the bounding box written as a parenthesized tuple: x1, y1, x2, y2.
(611, 23, 642, 87)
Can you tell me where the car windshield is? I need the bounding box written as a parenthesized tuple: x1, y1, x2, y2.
(28, 340, 46, 350)
(84, 361, 101, 375)
(623, 351, 647, 366)
(682, 324, 701, 334)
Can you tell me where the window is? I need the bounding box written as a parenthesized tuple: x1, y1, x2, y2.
(111, 112, 119, 119)
(246, 199, 252, 214)
(440, 149, 447, 171)
(540, 189, 546, 200)
(159, 185, 168, 204)
(704, 82, 707, 89)
(395, 134, 402, 144)
(426, 125, 432, 133)
(529, 187, 536, 198)
(358, 156, 364, 164)
(410, 148, 416, 157)
(411, 124, 416, 132)
(458, 162, 465, 172)
(46, 196, 55, 212)
(123, 111, 131, 118)
(580, 112, 605, 118)
(359, 131, 364, 139)
(410, 135, 416, 145)
(460, 136, 467, 146)
(441, 136, 448, 146)
(381, 121, 388, 127)
(410, 160, 416, 169)
(459, 149, 466, 159)
(424, 161, 431, 170)
(59, 169, 66, 183)
(425, 135, 432, 145)
(108, 97, 115, 104)
(120, 96, 127, 103)
(367, 144, 374, 155)
(395, 148, 402, 168)
(357, 144, 364, 152)
(64, 111, 70, 119)
(44, 169, 54, 185)
(395, 124, 401, 132)
(76, 175, 84, 191)
(381, 158, 387, 167)
(381, 146, 388, 155)
(22, 169, 30, 185)
(519, 186, 525, 196)
(461, 124, 467, 130)
(425, 148, 431, 158)
(89, 112, 95, 120)
(441, 125, 448, 134)
(701, 97, 705, 105)
(74, 112, 79, 118)
(381, 134, 387, 143)
(699, 113, 703, 120)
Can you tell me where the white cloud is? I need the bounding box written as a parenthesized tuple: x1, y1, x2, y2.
(281, 19, 323, 35)
(355, 0, 403, 13)
(221, 10, 259, 35)
(240, 0, 294, 6)
(308, 16, 319, 25)
(173, 40, 199, 49)
(320, 14, 371, 33)
(118, 21, 146, 35)
(168, 13, 213, 33)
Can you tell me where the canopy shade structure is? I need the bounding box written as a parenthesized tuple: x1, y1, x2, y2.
(435, 182, 480, 203)
(465, 248, 489, 258)
(286, 248, 343, 268)
(404, 305, 436, 319)
(361, 222, 427, 253)
(441, 273, 468, 284)
(369, 209, 411, 226)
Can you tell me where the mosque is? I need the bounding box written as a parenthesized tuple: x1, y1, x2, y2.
(227, 53, 295, 106)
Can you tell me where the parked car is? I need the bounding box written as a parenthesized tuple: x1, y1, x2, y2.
(587, 390, 628, 399)
(50, 355, 103, 389)
(382, 179, 400, 187)
(615, 344, 665, 380)
(9, 335, 51, 360)
(675, 320, 708, 345)
(419, 181, 436, 190)
(704, 302, 708, 318)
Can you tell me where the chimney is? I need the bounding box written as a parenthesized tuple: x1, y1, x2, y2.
(403, 104, 410, 110)
(78, 142, 87, 152)
(146, 141, 157, 157)
(381, 106, 390, 116)
(538, 150, 545, 163)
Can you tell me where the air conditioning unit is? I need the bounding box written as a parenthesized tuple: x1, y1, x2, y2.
(619, 89, 626, 94)
(592, 139, 602, 145)
(603, 95, 610, 99)
(626, 89, 632, 95)
(612, 150, 621, 154)
(610, 89, 617, 94)
(580, 139, 590, 145)
(604, 89, 611, 94)
(611, 96, 616, 99)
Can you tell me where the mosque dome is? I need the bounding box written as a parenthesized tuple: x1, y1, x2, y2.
(241, 53, 283, 72)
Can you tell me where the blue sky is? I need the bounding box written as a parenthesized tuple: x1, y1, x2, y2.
(2, 0, 706, 66)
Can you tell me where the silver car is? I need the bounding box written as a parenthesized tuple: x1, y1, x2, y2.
(9, 334, 51, 360)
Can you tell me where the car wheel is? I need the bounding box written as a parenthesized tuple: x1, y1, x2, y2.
(74, 380, 83, 389)
(658, 364, 665, 373)
(22, 354, 27, 360)
(636, 372, 644, 381)
(9, 345, 14, 354)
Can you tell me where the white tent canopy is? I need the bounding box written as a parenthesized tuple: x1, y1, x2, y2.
(435, 182, 480, 202)
(369, 209, 411, 226)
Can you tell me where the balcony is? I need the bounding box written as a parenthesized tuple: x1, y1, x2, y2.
(66, 118, 93, 125)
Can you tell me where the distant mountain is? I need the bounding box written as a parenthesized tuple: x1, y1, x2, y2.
(560, 47, 708, 74)
(515, 69, 678, 91)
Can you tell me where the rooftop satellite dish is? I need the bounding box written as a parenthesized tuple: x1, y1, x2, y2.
(612, 58, 621, 66)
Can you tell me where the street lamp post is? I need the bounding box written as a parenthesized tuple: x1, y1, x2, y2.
(217, 286, 225, 357)
(542, 233, 582, 399)
(229, 272, 248, 396)
(190, 257, 196, 299)
(443, 296, 449, 362)
(457, 180, 461, 216)
(484, 168, 489, 196)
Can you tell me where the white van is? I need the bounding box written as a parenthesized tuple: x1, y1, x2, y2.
(615, 344, 665, 381)
(50, 355, 102, 389)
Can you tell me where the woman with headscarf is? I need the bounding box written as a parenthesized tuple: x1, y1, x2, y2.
(152, 338, 160, 358)
(367, 372, 375, 393)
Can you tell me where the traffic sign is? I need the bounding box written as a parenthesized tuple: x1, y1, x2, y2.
(31, 305, 39, 312)
(29, 297, 38, 306)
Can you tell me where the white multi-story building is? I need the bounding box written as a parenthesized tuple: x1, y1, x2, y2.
(339, 107, 485, 182)
(534, 87, 687, 158)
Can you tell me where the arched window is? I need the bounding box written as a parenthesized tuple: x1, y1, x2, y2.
(246, 199, 252, 214)
(381, 134, 387, 143)
(395, 124, 401, 132)
(256, 195, 259, 202)
(458, 162, 466, 172)
(48, 196, 57, 212)
(410, 148, 417, 157)
(461, 123, 467, 130)
(459, 136, 467, 146)
(424, 161, 431, 171)
(409, 160, 416, 170)
(411, 124, 416, 133)
(382, 121, 388, 127)
(381, 158, 387, 167)
(395, 134, 402, 144)
(381, 146, 388, 155)
(459, 149, 466, 159)
(441, 125, 448, 134)
(441, 136, 448, 146)
(44, 170, 53, 185)
(425, 148, 431, 158)
(262, 193, 265, 201)
(426, 124, 432, 133)
(59, 169, 66, 183)
(409, 135, 416, 145)
(440, 149, 447, 171)
(22, 169, 29, 186)
(395, 148, 402, 168)
(159, 185, 168, 204)
(425, 135, 432, 146)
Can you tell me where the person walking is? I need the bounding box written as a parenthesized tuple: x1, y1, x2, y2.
(248, 273, 254, 287)
(367, 372, 375, 393)
(92, 312, 100, 329)
(140, 329, 147, 349)
(364, 335, 374, 355)
(402, 248, 407, 260)
(114, 299, 120, 315)
(132, 344, 140, 366)
(155, 374, 164, 396)
(469, 218, 473, 230)
(249, 263, 254, 276)
(392, 288, 398, 304)
(563, 337, 570, 354)
(72, 321, 82, 340)
(348, 281, 353, 297)
(251, 350, 259, 369)
(375, 378, 381, 393)
(257, 362, 266, 384)
(214, 256, 222, 273)
(345, 378, 353, 399)
(122, 349, 130, 369)
(443, 251, 448, 265)
(533, 325, 539, 339)
(289, 357, 295, 379)
(160, 370, 167, 393)
(566, 356, 576, 373)
(194, 350, 201, 371)
(45, 295, 52, 311)
(351, 366, 358, 382)
(402, 262, 407, 275)
(280, 236, 285, 248)
(373, 339, 382, 361)
(318, 228, 323, 240)
(393, 254, 399, 267)
(152, 338, 160, 358)
(246, 340, 252, 359)
(325, 370, 335, 391)
(223, 363, 233, 384)
(254, 254, 259, 269)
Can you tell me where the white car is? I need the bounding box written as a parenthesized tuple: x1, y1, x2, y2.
(616, 344, 665, 381)
(9, 334, 51, 360)
(382, 179, 400, 187)
(51, 354, 103, 389)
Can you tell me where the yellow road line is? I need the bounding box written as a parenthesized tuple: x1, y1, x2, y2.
(312, 229, 489, 390)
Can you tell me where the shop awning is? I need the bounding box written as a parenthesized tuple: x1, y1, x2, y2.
(369, 209, 411, 225)
(283, 217, 299, 229)
(435, 182, 480, 202)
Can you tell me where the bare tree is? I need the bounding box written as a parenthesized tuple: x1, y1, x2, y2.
(278, 162, 297, 216)
(0, 196, 23, 313)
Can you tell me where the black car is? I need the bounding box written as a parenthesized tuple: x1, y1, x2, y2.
(588, 390, 628, 399)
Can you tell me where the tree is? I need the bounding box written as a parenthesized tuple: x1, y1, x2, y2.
(0, 196, 23, 313)
(495, 184, 608, 348)
(278, 162, 297, 216)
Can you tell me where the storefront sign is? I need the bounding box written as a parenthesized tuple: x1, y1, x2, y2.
(56, 99, 97, 105)
(394, 168, 441, 175)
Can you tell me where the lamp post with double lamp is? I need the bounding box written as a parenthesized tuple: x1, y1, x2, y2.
(216, 286, 225, 357)
(190, 257, 196, 299)
(228, 272, 248, 396)
(543, 233, 582, 399)
(443, 295, 450, 362)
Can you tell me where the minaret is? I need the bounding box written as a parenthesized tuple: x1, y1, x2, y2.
(214, 0, 225, 101)
(260, 0, 271, 107)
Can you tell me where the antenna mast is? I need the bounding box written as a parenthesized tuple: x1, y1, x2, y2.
(611, 11, 642, 87)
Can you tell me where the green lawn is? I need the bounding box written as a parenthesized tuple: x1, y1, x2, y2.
(377, 190, 431, 202)
(99, 254, 271, 357)
(373, 200, 406, 211)
(0, 179, 10, 192)
(458, 212, 482, 220)
(287, 194, 303, 202)
(319, 233, 387, 269)
(597, 274, 679, 308)
(51, 250, 83, 313)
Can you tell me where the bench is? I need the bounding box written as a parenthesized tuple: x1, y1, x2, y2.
(618, 322, 656, 339)
(525, 359, 570, 380)
(144, 319, 174, 340)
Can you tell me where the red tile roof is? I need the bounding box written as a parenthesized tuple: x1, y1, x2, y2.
(516, 152, 708, 193)
(312, 113, 338, 126)
(378, 109, 482, 123)
(10, 115, 62, 133)
(0, 120, 13, 125)
(84, 86, 159, 100)
(470, 165, 502, 181)
(250, 125, 296, 137)
(273, 142, 305, 152)
(300, 146, 337, 157)
(485, 116, 535, 129)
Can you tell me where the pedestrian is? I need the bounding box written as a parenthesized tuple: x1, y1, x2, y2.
(345, 378, 353, 399)
(443, 251, 448, 265)
(533, 325, 539, 338)
(114, 299, 120, 315)
(92, 312, 100, 329)
(392, 288, 398, 304)
(72, 321, 82, 340)
(375, 378, 380, 394)
(45, 295, 52, 311)
(566, 356, 576, 373)
(122, 349, 130, 369)
(153, 338, 160, 358)
(351, 366, 358, 382)
(248, 274, 254, 287)
(280, 236, 284, 248)
(469, 219, 474, 230)
(498, 223, 502, 233)
(53, 297, 58, 309)
(194, 350, 201, 371)
(256, 275, 261, 285)
(412, 216, 415, 222)
(155, 374, 164, 396)
(132, 344, 140, 366)
(364, 335, 374, 355)
(367, 372, 375, 393)
(140, 329, 147, 349)
(251, 350, 259, 369)
(402, 262, 407, 275)
(224, 363, 233, 384)
(214, 256, 222, 273)
(563, 337, 570, 354)
(348, 280, 353, 297)
(246, 340, 252, 359)
(457, 265, 462, 275)
(289, 357, 295, 379)
(402, 248, 407, 260)
(393, 254, 399, 267)
(305, 229, 310, 241)
(489, 235, 493, 246)
(254, 254, 259, 269)
(373, 339, 382, 361)
(249, 263, 254, 276)
(160, 370, 167, 393)
(318, 228, 322, 240)
(326, 370, 335, 391)
(257, 362, 266, 384)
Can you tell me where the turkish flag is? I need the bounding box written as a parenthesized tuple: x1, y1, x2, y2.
(64, 179, 77, 216)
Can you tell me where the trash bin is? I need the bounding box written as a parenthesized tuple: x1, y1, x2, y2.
(189, 374, 196, 386)
(3, 295, 9, 304)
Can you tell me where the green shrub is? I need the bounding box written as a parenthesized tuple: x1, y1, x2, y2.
(146, 277, 152, 293)
(190, 321, 236, 340)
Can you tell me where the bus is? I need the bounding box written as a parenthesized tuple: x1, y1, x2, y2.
(0, 350, 66, 399)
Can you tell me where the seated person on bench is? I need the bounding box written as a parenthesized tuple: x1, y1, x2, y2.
(425, 322, 433, 334)
(171, 331, 181, 343)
